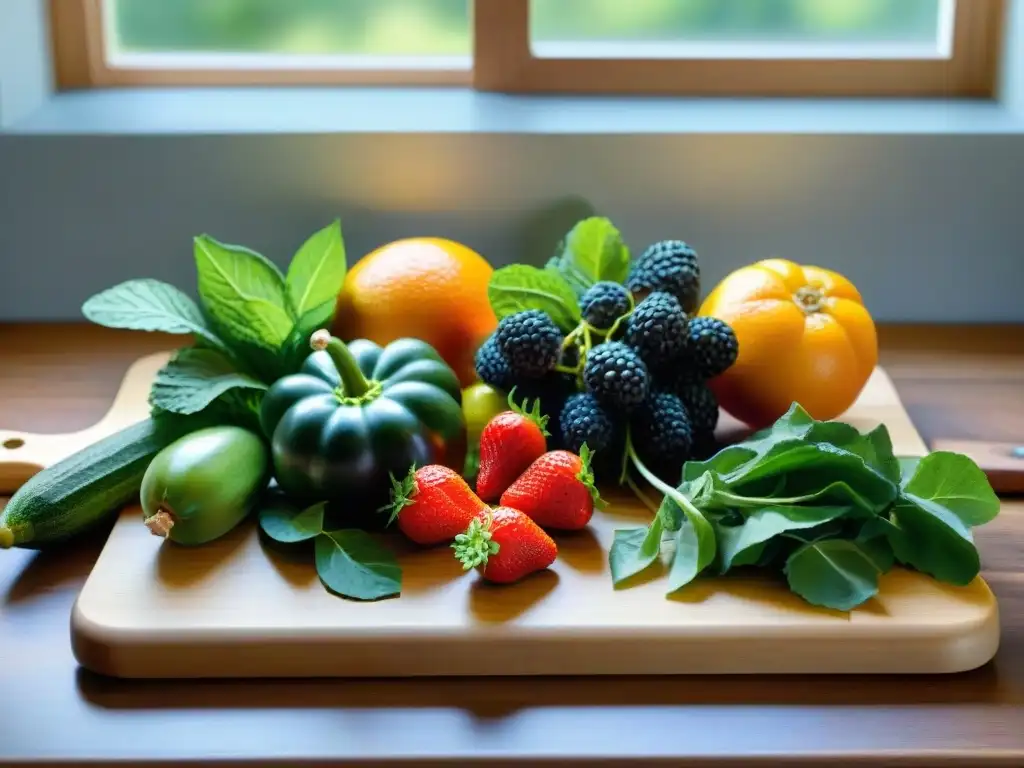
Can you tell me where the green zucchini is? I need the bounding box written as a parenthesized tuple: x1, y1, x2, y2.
(0, 417, 194, 549)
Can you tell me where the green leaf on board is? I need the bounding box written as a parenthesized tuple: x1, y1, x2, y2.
(285, 219, 347, 319)
(784, 538, 884, 611)
(901, 450, 1001, 527)
(315, 529, 402, 601)
(609, 517, 663, 585)
(259, 501, 325, 543)
(82, 278, 230, 353)
(887, 500, 980, 586)
(487, 264, 582, 333)
(666, 515, 717, 593)
(148, 347, 268, 415)
(194, 234, 295, 351)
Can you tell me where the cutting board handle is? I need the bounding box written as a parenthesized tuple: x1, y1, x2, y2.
(0, 352, 172, 495)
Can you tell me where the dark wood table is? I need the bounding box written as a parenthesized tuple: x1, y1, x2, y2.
(2, 323, 1023, 767)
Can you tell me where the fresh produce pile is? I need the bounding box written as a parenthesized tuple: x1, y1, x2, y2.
(0, 214, 1003, 614)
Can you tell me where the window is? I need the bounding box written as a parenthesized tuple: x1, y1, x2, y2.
(51, 0, 1006, 97)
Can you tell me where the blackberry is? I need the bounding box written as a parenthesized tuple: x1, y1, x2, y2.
(626, 240, 701, 314)
(583, 341, 650, 411)
(495, 309, 563, 379)
(559, 392, 617, 454)
(687, 317, 739, 379)
(580, 281, 632, 330)
(625, 291, 689, 369)
(678, 381, 719, 437)
(474, 336, 513, 391)
(632, 391, 694, 479)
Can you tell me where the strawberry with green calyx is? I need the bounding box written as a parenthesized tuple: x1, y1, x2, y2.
(475, 389, 549, 502)
(500, 444, 606, 531)
(452, 507, 558, 584)
(384, 464, 488, 546)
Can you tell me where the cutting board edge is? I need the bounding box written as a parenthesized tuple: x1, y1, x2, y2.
(70, 576, 1001, 679)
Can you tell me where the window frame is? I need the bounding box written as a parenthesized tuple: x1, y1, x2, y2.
(474, 0, 1006, 98)
(51, 0, 1006, 98)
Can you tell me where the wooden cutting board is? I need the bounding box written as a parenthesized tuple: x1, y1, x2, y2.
(0, 353, 1001, 679)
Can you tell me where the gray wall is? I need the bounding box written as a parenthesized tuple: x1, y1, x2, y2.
(2, 0, 1024, 323)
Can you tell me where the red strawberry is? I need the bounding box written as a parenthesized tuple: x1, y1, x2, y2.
(452, 506, 558, 584)
(385, 464, 488, 546)
(500, 445, 605, 531)
(475, 393, 548, 502)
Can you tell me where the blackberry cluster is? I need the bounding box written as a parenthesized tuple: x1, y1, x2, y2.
(583, 341, 650, 412)
(677, 381, 719, 436)
(632, 391, 694, 476)
(559, 392, 616, 454)
(687, 317, 739, 379)
(625, 291, 689, 369)
(495, 309, 563, 379)
(474, 336, 513, 391)
(580, 281, 632, 330)
(626, 240, 702, 314)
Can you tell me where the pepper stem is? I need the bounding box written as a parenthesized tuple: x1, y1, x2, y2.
(0, 526, 14, 549)
(311, 330, 372, 399)
(145, 509, 176, 538)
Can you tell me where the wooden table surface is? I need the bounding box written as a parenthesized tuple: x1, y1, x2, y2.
(2, 322, 1023, 767)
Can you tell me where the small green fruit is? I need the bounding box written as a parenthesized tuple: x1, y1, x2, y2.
(462, 382, 509, 442)
(141, 426, 270, 546)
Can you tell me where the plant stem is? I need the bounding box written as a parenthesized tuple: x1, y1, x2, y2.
(311, 330, 372, 398)
(625, 427, 705, 526)
(709, 488, 824, 509)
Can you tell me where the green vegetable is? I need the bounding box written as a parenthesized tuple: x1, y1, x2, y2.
(84, 219, 349, 425)
(141, 425, 270, 546)
(258, 497, 402, 601)
(487, 264, 582, 333)
(259, 330, 465, 524)
(611, 403, 1001, 611)
(0, 417, 196, 550)
(546, 216, 631, 296)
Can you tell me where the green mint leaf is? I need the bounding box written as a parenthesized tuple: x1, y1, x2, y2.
(148, 348, 268, 416)
(544, 255, 593, 297)
(666, 514, 716, 592)
(887, 500, 980, 586)
(898, 456, 922, 485)
(285, 219, 346, 319)
(488, 264, 582, 333)
(610, 518, 663, 585)
(279, 300, 337, 374)
(259, 501, 325, 543)
(315, 529, 402, 601)
(82, 278, 230, 354)
(194, 234, 295, 351)
(784, 539, 883, 611)
(901, 450, 1000, 527)
(714, 504, 853, 573)
(550, 216, 631, 290)
(804, 421, 901, 485)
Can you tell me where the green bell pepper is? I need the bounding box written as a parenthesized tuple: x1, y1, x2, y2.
(259, 330, 466, 522)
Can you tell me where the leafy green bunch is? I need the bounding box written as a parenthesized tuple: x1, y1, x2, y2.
(611, 403, 1001, 611)
(82, 220, 348, 432)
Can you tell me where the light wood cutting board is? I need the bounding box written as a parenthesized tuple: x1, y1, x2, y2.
(0, 354, 1001, 679)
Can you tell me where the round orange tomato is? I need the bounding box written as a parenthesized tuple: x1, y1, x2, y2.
(698, 258, 877, 429)
(334, 237, 497, 388)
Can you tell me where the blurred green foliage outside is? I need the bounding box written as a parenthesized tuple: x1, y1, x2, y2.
(111, 0, 941, 57)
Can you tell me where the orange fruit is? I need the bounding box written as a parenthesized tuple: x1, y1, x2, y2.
(333, 237, 496, 387)
(698, 258, 878, 429)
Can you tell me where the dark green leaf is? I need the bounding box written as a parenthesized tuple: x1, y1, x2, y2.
(804, 421, 901, 484)
(315, 529, 402, 600)
(194, 234, 295, 351)
(286, 219, 347, 318)
(659, 493, 716, 580)
(887, 500, 980, 586)
(784, 539, 884, 611)
(259, 501, 325, 543)
(149, 348, 268, 415)
(714, 504, 853, 573)
(666, 515, 716, 593)
(488, 264, 581, 332)
(901, 451, 1000, 527)
(549, 216, 631, 290)
(82, 278, 230, 353)
(610, 518, 663, 585)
